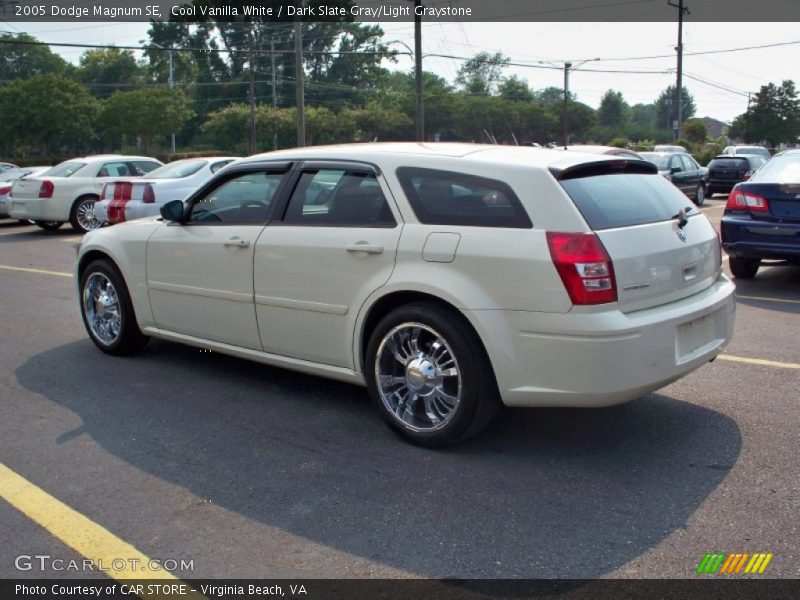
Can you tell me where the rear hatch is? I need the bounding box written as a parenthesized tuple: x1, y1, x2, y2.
(556, 161, 721, 313)
(708, 157, 748, 181)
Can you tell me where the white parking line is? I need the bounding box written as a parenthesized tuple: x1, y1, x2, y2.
(0, 264, 71, 278)
(718, 354, 800, 370)
(737, 294, 800, 306)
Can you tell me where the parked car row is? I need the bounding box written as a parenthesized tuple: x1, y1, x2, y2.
(0, 166, 50, 221)
(5, 155, 240, 233)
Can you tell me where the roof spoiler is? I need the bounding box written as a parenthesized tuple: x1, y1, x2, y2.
(550, 159, 657, 181)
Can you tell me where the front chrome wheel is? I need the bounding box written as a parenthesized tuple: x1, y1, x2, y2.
(375, 322, 462, 432)
(82, 273, 121, 345)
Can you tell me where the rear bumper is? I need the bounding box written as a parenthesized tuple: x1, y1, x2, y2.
(706, 180, 738, 194)
(468, 273, 736, 408)
(8, 197, 66, 222)
(721, 215, 800, 261)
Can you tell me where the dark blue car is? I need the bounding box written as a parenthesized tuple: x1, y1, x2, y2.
(721, 150, 800, 278)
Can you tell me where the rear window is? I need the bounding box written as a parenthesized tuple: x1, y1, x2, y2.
(147, 160, 207, 179)
(751, 154, 800, 182)
(42, 161, 86, 178)
(709, 158, 748, 169)
(559, 173, 697, 230)
(396, 167, 532, 228)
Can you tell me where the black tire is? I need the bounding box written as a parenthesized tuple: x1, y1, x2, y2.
(69, 195, 101, 233)
(34, 220, 64, 231)
(365, 302, 501, 447)
(729, 257, 759, 279)
(79, 259, 149, 356)
(694, 183, 706, 206)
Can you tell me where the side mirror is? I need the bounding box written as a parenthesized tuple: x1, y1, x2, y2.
(670, 166, 682, 174)
(160, 200, 185, 222)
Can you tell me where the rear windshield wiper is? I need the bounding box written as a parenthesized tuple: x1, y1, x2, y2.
(671, 206, 697, 228)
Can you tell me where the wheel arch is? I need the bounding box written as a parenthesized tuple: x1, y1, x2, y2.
(356, 289, 497, 380)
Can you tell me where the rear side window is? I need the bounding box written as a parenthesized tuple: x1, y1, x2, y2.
(283, 169, 395, 227)
(43, 161, 86, 178)
(559, 173, 696, 230)
(132, 160, 163, 175)
(396, 167, 531, 228)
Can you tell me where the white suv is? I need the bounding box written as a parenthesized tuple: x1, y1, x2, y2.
(75, 143, 735, 446)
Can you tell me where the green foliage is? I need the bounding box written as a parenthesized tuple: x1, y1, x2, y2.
(98, 87, 194, 153)
(655, 85, 696, 133)
(597, 90, 629, 128)
(454, 52, 509, 96)
(0, 33, 70, 81)
(77, 47, 143, 94)
(608, 137, 632, 148)
(681, 119, 709, 144)
(733, 80, 799, 146)
(497, 76, 535, 103)
(0, 74, 96, 155)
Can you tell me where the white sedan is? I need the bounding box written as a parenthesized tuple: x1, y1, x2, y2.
(8, 155, 163, 232)
(75, 143, 735, 446)
(0, 166, 50, 220)
(95, 157, 239, 225)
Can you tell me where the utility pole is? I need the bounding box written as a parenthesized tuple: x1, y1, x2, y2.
(248, 25, 257, 154)
(669, 0, 689, 141)
(413, 0, 424, 141)
(271, 36, 278, 150)
(294, 17, 306, 147)
(562, 62, 571, 149)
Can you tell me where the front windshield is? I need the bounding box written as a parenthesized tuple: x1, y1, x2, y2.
(146, 160, 207, 179)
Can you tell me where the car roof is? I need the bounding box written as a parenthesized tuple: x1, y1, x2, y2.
(69, 155, 163, 163)
(237, 142, 650, 172)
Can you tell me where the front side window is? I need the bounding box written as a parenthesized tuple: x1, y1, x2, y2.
(396, 167, 531, 228)
(97, 162, 132, 177)
(189, 171, 285, 224)
(282, 169, 395, 227)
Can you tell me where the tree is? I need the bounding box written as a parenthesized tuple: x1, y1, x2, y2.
(77, 47, 144, 94)
(733, 80, 799, 146)
(98, 87, 193, 153)
(597, 89, 629, 128)
(681, 119, 709, 145)
(0, 74, 97, 155)
(498, 76, 534, 103)
(655, 85, 696, 132)
(454, 52, 509, 96)
(535, 86, 573, 106)
(0, 33, 70, 81)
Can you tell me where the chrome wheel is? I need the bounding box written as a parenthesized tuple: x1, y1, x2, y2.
(76, 198, 101, 231)
(375, 322, 462, 432)
(82, 273, 121, 345)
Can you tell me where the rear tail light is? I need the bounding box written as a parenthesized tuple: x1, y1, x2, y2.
(38, 180, 54, 198)
(142, 184, 155, 204)
(0, 186, 11, 195)
(546, 232, 617, 305)
(743, 170, 753, 180)
(726, 188, 769, 212)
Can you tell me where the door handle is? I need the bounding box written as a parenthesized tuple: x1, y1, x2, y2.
(345, 242, 384, 255)
(223, 237, 250, 248)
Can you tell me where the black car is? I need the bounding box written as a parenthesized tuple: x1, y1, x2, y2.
(640, 151, 708, 205)
(721, 150, 800, 278)
(706, 155, 767, 198)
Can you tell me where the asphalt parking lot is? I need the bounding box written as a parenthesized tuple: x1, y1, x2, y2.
(0, 195, 798, 582)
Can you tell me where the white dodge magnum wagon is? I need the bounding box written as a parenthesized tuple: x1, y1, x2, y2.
(75, 143, 735, 446)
